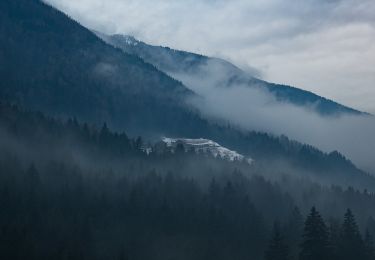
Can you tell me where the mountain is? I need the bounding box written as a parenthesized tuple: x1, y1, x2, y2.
(0, 0, 372, 189)
(2, 2, 375, 260)
(0, 0, 195, 137)
(101, 34, 364, 116)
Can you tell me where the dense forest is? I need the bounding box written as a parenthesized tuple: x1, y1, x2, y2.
(1, 102, 375, 260)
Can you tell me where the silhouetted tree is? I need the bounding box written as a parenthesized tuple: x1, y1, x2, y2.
(328, 218, 341, 260)
(299, 207, 331, 260)
(118, 249, 129, 260)
(284, 207, 304, 259)
(337, 209, 366, 260)
(134, 136, 143, 150)
(175, 143, 185, 154)
(265, 222, 290, 260)
(364, 230, 375, 260)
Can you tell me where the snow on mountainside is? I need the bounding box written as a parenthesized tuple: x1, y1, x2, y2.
(121, 35, 139, 46)
(162, 137, 254, 164)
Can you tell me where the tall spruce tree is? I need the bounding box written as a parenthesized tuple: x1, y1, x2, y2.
(364, 230, 375, 260)
(284, 207, 304, 259)
(328, 218, 341, 260)
(337, 209, 366, 260)
(299, 207, 331, 260)
(265, 222, 290, 260)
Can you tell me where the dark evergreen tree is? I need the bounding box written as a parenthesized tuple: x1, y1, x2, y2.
(284, 207, 304, 259)
(327, 218, 341, 260)
(118, 249, 129, 260)
(25, 163, 41, 204)
(134, 136, 143, 150)
(265, 223, 290, 260)
(299, 207, 331, 260)
(364, 230, 375, 260)
(337, 209, 366, 260)
(175, 143, 185, 154)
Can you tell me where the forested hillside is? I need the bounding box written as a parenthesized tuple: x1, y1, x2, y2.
(1, 102, 375, 260)
(0, 0, 371, 188)
(0, 0, 194, 136)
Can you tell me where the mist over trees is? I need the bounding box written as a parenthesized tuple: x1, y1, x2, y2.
(1, 102, 375, 260)
(101, 32, 375, 175)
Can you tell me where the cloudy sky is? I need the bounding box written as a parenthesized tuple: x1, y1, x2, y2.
(46, 0, 375, 113)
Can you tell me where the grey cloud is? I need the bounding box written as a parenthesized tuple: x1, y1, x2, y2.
(45, 0, 375, 113)
(43, 0, 375, 171)
(170, 60, 375, 174)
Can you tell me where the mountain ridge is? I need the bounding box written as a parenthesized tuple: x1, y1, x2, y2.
(102, 33, 365, 116)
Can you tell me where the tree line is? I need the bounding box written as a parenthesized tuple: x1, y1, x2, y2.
(2, 102, 375, 259)
(266, 207, 375, 260)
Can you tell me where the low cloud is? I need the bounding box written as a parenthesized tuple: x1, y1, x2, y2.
(46, 0, 375, 113)
(170, 60, 375, 174)
(44, 0, 375, 172)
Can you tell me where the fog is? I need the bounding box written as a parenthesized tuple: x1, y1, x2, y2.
(45, 0, 375, 114)
(168, 60, 375, 174)
(43, 0, 375, 173)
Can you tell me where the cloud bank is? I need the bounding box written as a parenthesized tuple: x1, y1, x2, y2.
(44, 0, 375, 172)
(46, 0, 375, 113)
(168, 60, 375, 174)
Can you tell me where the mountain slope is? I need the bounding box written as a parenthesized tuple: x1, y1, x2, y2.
(102, 34, 364, 116)
(0, 0, 197, 136)
(0, 0, 372, 189)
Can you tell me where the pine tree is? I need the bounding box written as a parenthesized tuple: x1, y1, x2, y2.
(299, 207, 331, 260)
(175, 143, 185, 154)
(134, 136, 143, 150)
(328, 218, 341, 260)
(118, 248, 129, 260)
(99, 122, 111, 149)
(284, 207, 304, 259)
(26, 163, 41, 201)
(265, 222, 290, 260)
(364, 230, 375, 260)
(337, 209, 366, 260)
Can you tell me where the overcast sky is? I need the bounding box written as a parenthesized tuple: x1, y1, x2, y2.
(46, 0, 375, 113)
